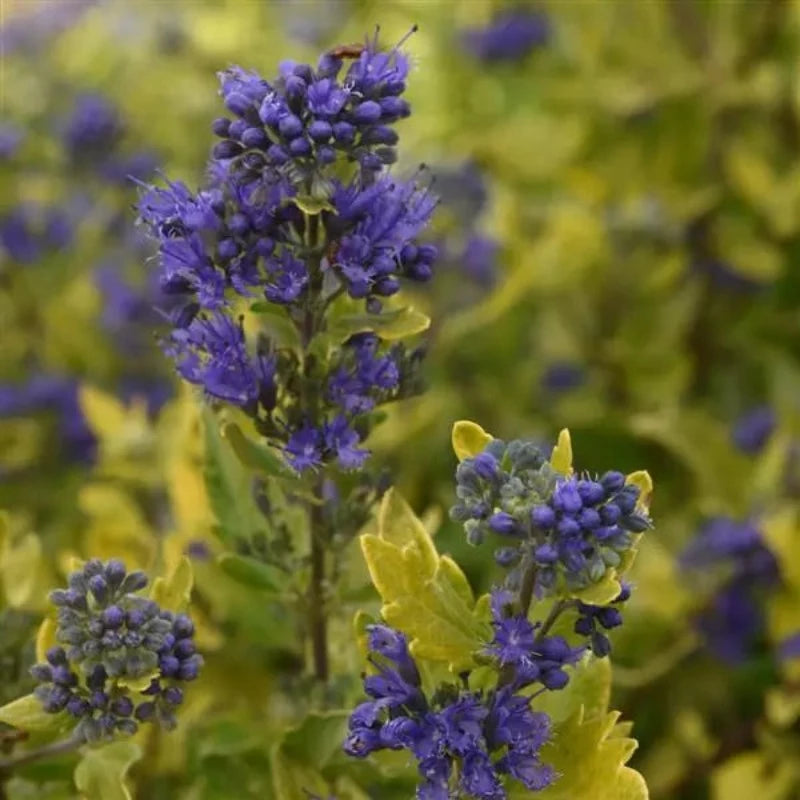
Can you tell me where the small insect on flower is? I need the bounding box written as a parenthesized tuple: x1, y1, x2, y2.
(327, 43, 366, 59)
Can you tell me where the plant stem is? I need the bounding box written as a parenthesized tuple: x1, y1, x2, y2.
(0, 734, 82, 774)
(308, 480, 329, 683)
(517, 557, 538, 619)
(536, 599, 573, 641)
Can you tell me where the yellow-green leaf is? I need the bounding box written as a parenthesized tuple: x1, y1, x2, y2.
(269, 744, 329, 800)
(360, 491, 490, 671)
(0, 694, 66, 733)
(35, 617, 58, 663)
(1, 533, 42, 609)
(330, 306, 430, 342)
(451, 420, 492, 461)
(711, 752, 797, 800)
(535, 655, 612, 725)
(522, 710, 646, 800)
(150, 556, 193, 612)
(550, 428, 573, 475)
(221, 422, 293, 479)
(74, 741, 142, 800)
(626, 471, 653, 512)
(78, 386, 128, 440)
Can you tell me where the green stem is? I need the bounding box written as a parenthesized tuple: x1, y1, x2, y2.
(308, 480, 329, 683)
(535, 599, 573, 641)
(0, 734, 82, 773)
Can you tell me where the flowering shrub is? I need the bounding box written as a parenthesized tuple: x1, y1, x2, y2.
(1, 2, 799, 799)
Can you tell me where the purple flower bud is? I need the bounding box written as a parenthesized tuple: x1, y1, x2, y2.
(160, 656, 180, 678)
(224, 92, 252, 117)
(111, 697, 134, 716)
(173, 614, 194, 639)
(591, 632, 611, 657)
(599, 504, 621, 525)
(494, 547, 521, 567)
(541, 668, 569, 690)
(134, 702, 156, 721)
(379, 96, 410, 118)
(241, 127, 268, 148)
(52, 666, 77, 687)
(164, 686, 184, 706)
(116, 719, 139, 736)
(472, 452, 498, 481)
(623, 513, 650, 533)
(88, 575, 108, 604)
(534, 543, 558, 564)
(576, 480, 604, 505)
(178, 656, 202, 681)
(102, 605, 124, 629)
(120, 571, 148, 594)
(353, 100, 382, 124)
(30, 664, 53, 682)
(278, 114, 303, 139)
(289, 137, 311, 156)
(308, 120, 333, 141)
(600, 471, 625, 495)
(67, 697, 90, 718)
(267, 144, 289, 165)
(489, 511, 519, 536)
(557, 517, 581, 537)
(212, 140, 242, 160)
(333, 121, 355, 143)
(578, 508, 601, 530)
(531, 505, 555, 529)
(217, 238, 239, 261)
(105, 560, 126, 588)
(174, 639, 196, 659)
(211, 117, 231, 137)
(46, 646, 68, 666)
(90, 691, 109, 710)
(597, 607, 623, 629)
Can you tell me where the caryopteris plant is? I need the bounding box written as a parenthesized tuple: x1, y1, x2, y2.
(0, 27, 654, 800)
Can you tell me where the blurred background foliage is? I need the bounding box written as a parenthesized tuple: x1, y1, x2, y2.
(2, 0, 800, 798)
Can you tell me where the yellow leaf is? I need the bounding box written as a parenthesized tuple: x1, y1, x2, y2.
(451, 420, 492, 461)
(626, 471, 653, 511)
(78, 386, 128, 440)
(2, 533, 43, 609)
(0, 694, 66, 733)
(35, 617, 58, 663)
(150, 556, 193, 612)
(711, 752, 796, 800)
(550, 429, 573, 475)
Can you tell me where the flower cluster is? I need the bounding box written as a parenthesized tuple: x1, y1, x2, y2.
(450, 438, 650, 594)
(575, 583, 631, 657)
(461, 9, 550, 62)
(486, 591, 584, 691)
(30, 560, 201, 741)
(139, 31, 436, 472)
(681, 516, 779, 662)
(528, 474, 650, 594)
(344, 624, 554, 799)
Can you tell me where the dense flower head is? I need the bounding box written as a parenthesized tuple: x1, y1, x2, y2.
(0, 374, 96, 464)
(487, 591, 584, 690)
(31, 559, 201, 741)
(344, 623, 554, 798)
(462, 9, 550, 62)
(451, 438, 650, 595)
(210, 27, 415, 184)
(61, 93, 125, 163)
(138, 30, 435, 473)
(575, 583, 631, 657)
(0, 204, 74, 264)
(681, 517, 779, 663)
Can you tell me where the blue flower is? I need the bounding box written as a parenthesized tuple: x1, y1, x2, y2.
(61, 93, 124, 164)
(345, 622, 555, 798)
(732, 405, 775, 455)
(166, 313, 269, 408)
(462, 10, 550, 62)
(32, 560, 201, 741)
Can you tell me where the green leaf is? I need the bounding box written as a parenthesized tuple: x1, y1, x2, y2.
(330, 306, 430, 342)
(519, 710, 646, 800)
(550, 428, 573, 476)
(221, 422, 293, 479)
(359, 490, 490, 670)
(202, 408, 267, 546)
(269, 744, 329, 800)
(217, 553, 283, 592)
(451, 420, 492, 461)
(282, 711, 349, 768)
(0, 694, 67, 733)
(74, 742, 142, 800)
